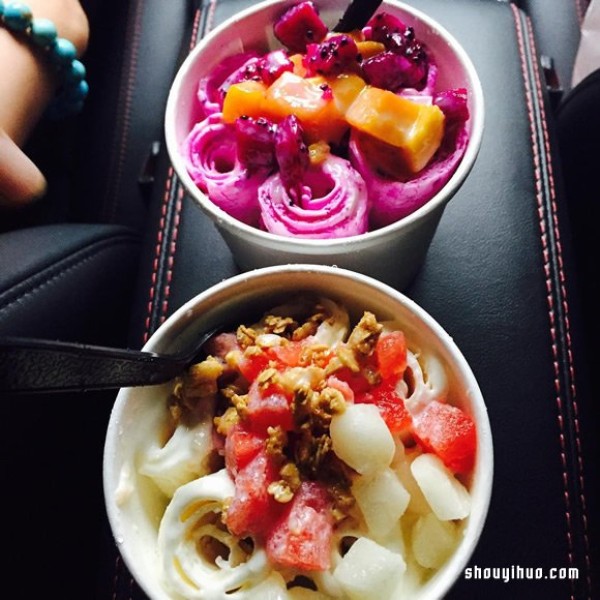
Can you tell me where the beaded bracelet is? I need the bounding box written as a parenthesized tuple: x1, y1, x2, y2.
(0, 1, 89, 119)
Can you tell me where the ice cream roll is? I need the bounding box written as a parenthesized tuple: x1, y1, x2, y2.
(350, 125, 469, 229)
(258, 155, 369, 238)
(183, 113, 268, 225)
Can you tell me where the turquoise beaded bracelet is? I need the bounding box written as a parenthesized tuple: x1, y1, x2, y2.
(0, 1, 89, 118)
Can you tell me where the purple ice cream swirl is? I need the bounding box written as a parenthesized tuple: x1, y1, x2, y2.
(183, 113, 268, 226)
(350, 122, 469, 229)
(257, 155, 369, 239)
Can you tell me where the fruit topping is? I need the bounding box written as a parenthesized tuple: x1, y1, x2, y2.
(274, 115, 310, 202)
(273, 1, 329, 53)
(346, 86, 445, 172)
(235, 115, 277, 171)
(303, 34, 360, 76)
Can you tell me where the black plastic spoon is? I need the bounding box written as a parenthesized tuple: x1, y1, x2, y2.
(0, 332, 217, 395)
(333, 0, 383, 32)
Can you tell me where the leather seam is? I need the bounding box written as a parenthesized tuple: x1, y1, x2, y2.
(0, 235, 138, 317)
(512, 5, 592, 597)
(524, 11, 593, 596)
(141, 3, 212, 346)
(101, 0, 145, 224)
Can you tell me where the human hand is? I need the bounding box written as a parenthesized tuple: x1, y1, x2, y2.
(0, 0, 89, 208)
(0, 128, 47, 207)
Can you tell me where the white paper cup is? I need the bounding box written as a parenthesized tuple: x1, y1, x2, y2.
(165, 0, 484, 289)
(104, 264, 493, 600)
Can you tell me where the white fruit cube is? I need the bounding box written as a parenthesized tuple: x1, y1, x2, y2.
(353, 468, 410, 538)
(410, 454, 471, 520)
(330, 404, 395, 476)
(394, 448, 431, 516)
(334, 537, 406, 600)
(412, 512, 461, 569)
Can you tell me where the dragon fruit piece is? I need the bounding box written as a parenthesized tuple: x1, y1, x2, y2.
(361, 51, 415, 91)
(433, 88, 470, 123)
(218, 55, 263, 97)
(363, 12, 407, 43)
(273, 1, 329, 53)
(218, 51, 293, 94)
(197, 51, 260, 117)
(235, 116, 276, 171)
(274, 115, 310, 202)
(257, 50, 294, 85)
(303, 34, 360, 76)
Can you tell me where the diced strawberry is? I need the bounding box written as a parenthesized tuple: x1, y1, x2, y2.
(356, 380, 412, 433)
(246, 379, 294, 433)
(376, 330, 407, 381)
(225, 450, 284, 537)
(224, 424, 264, 476)
(266, 481, 333, 571)
(412, 400, 476, 474)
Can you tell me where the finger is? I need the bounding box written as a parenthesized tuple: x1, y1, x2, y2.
(0, 130, 47, 207)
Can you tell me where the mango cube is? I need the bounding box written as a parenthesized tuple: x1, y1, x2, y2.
(264, 71, 347, 143)
(346, 86, 445, 172)
(222, 80, 268, 123)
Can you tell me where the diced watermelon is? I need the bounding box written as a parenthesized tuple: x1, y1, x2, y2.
(246, 379, 294, 433)
(356, 380, 412, 433)
(376, 331, 407, 381)
(224, 424, 265, 476)
(238, 340, 304, 382)
(334, 366, 372, 395)
(270, 340, 304, 367)
(237, 349, 272, 382)
(266, 481, 333, 571)
(412, 400, 476, 474)
(225, 450, 284, 537)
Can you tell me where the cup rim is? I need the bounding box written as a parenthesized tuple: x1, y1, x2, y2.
(104, 264, 494, 600)
(164, 0, 485, 250)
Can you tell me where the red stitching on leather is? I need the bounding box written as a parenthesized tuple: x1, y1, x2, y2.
(512, 4, 592, 598)
(142, 166, 173, 344)
(511, 3, 576, 592)
(190, 3, 202, 50)
(524, 12, 593, 595)
(157, 185, 184, 327)
(144, 0, 217, 341)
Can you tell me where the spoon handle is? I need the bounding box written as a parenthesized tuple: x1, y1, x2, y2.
(0, 337, 182, 394)
(333, 0, 383, 32)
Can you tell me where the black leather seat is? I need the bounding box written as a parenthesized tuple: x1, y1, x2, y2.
(1, 0, 598, 598)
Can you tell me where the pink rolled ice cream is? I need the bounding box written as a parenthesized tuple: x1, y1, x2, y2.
(258, 155, 369, 238)
(183, 113, 268, 225)
(350, 121, 469, 229)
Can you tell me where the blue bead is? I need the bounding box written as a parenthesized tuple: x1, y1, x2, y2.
(3, 3, 32, 31)
(0, 3, 5, 18)
(49, 37, 76, 66)
(64, 59, 86, 82)
(30, 17, 57, 47)
(66, 79, 89, 101)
